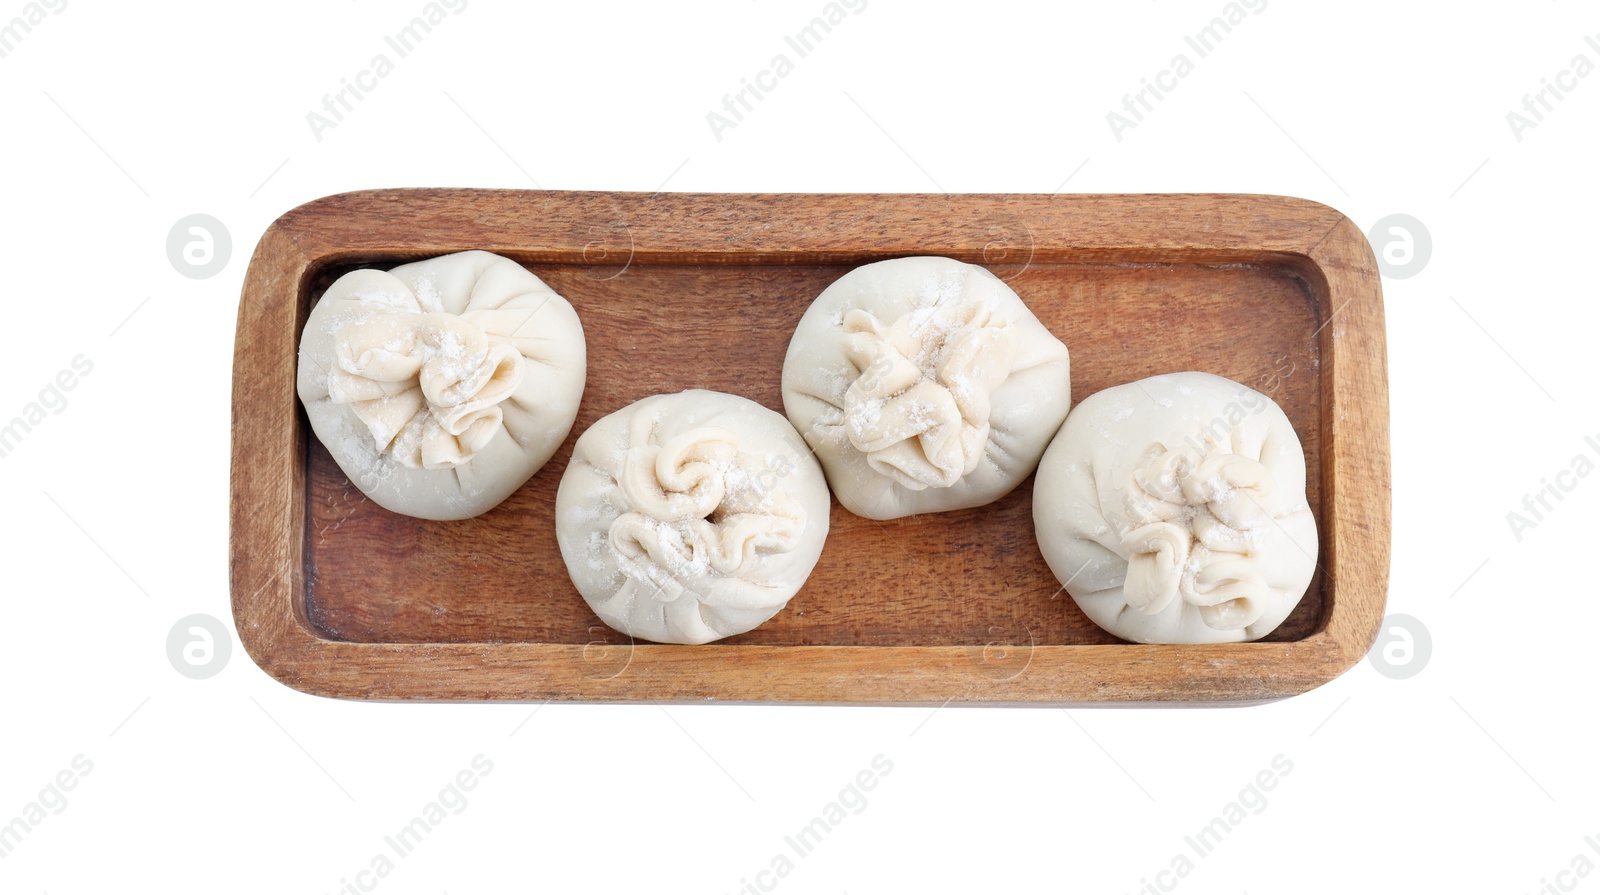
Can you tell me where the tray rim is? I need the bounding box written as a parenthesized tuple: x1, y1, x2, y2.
(229, 188, 1390, 705)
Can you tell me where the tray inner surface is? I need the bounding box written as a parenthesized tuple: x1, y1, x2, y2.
(303, 256, 1324, 647)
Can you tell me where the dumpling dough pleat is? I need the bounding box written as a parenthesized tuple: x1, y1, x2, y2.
(606, 416, 807, 601)
(326, 310, 525, 470)
(555, 390, 832, 645)
(782, 256, 1071, 520)
(1033, 371, 1318, 644)
(297, 251, 587, 520)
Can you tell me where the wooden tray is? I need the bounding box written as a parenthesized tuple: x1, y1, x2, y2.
(230, 190, 1390, 704)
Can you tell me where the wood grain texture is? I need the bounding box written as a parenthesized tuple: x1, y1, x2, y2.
(230, 190, 1390, 704)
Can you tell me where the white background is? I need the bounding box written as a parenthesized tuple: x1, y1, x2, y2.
(2, 1, 1595, 892)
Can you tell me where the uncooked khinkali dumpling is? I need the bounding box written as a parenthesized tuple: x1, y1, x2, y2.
(555, 390, 831, 645)
(297, 250, 586, 520)
(1033, 372, 1318, 644)
(782, 256, 1071, 520)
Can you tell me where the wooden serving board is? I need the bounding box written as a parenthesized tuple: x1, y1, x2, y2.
(230, 190, 1389, 704)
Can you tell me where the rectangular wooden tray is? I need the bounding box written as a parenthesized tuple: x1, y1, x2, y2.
(230, 189, 1390, 704)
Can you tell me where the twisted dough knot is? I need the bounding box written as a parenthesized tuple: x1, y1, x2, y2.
(1118, 441, 1279, 630)
(327, 311, 525, 470)
(839, 300, 1018, 490)
(608, 414, 805, 604)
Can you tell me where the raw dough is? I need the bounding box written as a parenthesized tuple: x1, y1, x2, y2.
(782, 256, 1071, 519)
(1032, 371, 1318, 644)
(555, 390, 831, 645)
(296, 250, 586, 520)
